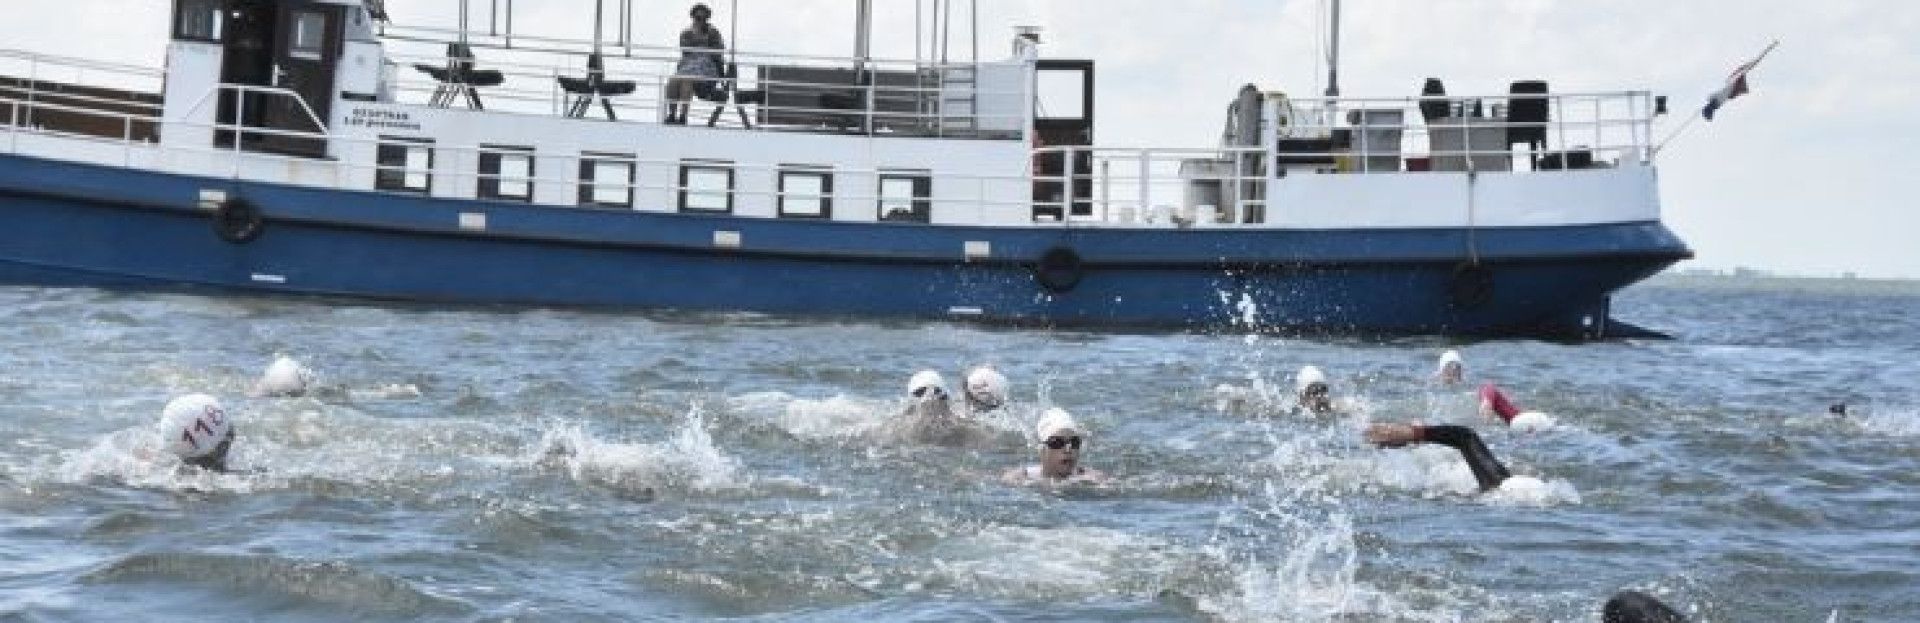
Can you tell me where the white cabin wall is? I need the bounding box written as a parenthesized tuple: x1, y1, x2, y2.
(336, 42, 384, 102)
(835, 171, 878, 222)
(326, 103, 1029, 222)
(1268, 166, 1660, 229)
(160, 41, 223, 151)
(1474, 165, 1660, 225)
(532, 154, 573, 207)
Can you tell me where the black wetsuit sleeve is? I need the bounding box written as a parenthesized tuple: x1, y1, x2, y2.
(1418, 425, 1511, 490)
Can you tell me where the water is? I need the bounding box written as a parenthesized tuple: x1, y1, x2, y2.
(3, 276, 1918, 622)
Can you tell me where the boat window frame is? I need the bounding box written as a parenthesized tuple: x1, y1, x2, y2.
(374, 136, 434, 195)
(288, 9, 329, 61)
(578, 152, 637, 209)
(777, 165, 834, 219)
(171, 0, 224, 43)
(678, 160, 734, 214)
(478, 144, 537, 203)
(877, 170, 932, 223)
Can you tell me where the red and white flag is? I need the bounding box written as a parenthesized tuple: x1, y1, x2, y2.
(1703, 42, 1777, 121)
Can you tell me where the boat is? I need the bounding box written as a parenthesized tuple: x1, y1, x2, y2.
(0, 0, 1691, 337)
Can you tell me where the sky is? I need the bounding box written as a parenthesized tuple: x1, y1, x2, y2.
(4, 0, 1916, 278)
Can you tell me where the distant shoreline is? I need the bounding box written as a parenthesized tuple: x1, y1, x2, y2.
(1646, 270, 1920, 295)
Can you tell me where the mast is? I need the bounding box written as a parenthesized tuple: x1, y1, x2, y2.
(854, 0, 872, 70)
(1323, 0, 1340, 98)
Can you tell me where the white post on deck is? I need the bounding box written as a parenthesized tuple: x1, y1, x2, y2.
(232, 86, 244, 179)
(1136, 150, 1150, 221)
(1099, 158, 1111, 222)
(1062, 146, 1075, 221)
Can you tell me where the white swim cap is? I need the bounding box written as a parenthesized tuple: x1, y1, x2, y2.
(1439, 350, 1463, 369)
(907, 370, 948, 400)
(1295, 366, 1327, 393)
(964, 366, 1009, 409)
(1036, 407, 1080, 439)
(255, 354, 312, 397)
(159, 394, 232, 459)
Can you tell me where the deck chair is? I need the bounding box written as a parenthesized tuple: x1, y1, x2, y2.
(559, 53, 637, 120)
(698, 63, 761, 129)
(414, 43, 504, 110)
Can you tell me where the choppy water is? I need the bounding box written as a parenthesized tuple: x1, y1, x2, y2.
(2, 276, 1918, 622)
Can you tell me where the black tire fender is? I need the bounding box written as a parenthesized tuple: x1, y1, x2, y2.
(1033, 247, 1084, 294)
(1448, 262, 1494, 308)
(211, 197, 265, 244)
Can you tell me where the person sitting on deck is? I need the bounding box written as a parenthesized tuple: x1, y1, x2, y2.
(663, 3, 727, 125)
(159, 394, 237, 473)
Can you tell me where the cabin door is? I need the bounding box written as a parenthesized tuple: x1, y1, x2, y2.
(215, 0, 276, 149)
(262, 1, 343, 157)
(1031, 60, 1095, 221)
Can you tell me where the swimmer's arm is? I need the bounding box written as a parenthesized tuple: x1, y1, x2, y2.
(1364, 422, 1424, 448)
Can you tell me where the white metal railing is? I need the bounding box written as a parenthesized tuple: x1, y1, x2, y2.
(1, 90, 1071, 225)
(1268, 91, 1659, 174)
(0, 47, 1655, 231)
(1030, 146, 1270, 226)
(380, 28, 1028, 138)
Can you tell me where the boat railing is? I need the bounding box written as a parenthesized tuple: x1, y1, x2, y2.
(381, 26, 1028, 138)
(1263, 91, 1660, 174)
(1, 90, 1065, 218)
(1029, 146, 1270, 226)
(0, 48, 165, 139)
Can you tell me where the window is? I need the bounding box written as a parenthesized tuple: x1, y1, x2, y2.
(778, 166, 833, 218)
(375, 137, 433, 194)
(290, 11, 328, 60)
(678, 160, 733, 213)
(579, 153, 637, 208)
(479, 145, 536, 202)
(1036, 68, 1089, 121)
(878, 172, 931, 223)
(172, 0, 223, 42)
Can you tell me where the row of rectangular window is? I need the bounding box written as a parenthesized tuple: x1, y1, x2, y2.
(374, 139, 930, 223)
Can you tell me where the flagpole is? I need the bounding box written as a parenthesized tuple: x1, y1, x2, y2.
(1653, 40, 1779, 156)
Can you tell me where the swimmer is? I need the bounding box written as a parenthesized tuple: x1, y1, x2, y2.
(1828, 402, 1848, 417)
(962, 365, 1009, 415)
(888, 370, 996, 446)
(1295, 366, 1334, 415)
(1364, 421, 1511, 491)
(1479, 382, 1556, 432)
(1004, 408, 1105, 483)
(159, 394, 236, 473)
(252, 354, 313, 398)
(1603, 590, 1688, 623)
(1436, 350, 1465, 386)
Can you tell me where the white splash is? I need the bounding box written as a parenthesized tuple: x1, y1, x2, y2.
(531, 408, 745, 493)
(1509, 411, 1558, 433)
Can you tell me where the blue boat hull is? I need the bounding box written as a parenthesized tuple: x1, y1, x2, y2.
(0, 153, 1689, 336)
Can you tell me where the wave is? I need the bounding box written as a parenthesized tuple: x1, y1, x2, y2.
(83, 552, 470, 615)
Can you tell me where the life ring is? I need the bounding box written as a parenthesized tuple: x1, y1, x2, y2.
(1033, 246, 1084, 293)
(211, 198, 265, 244)
(1448, 262, 1494, 308)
